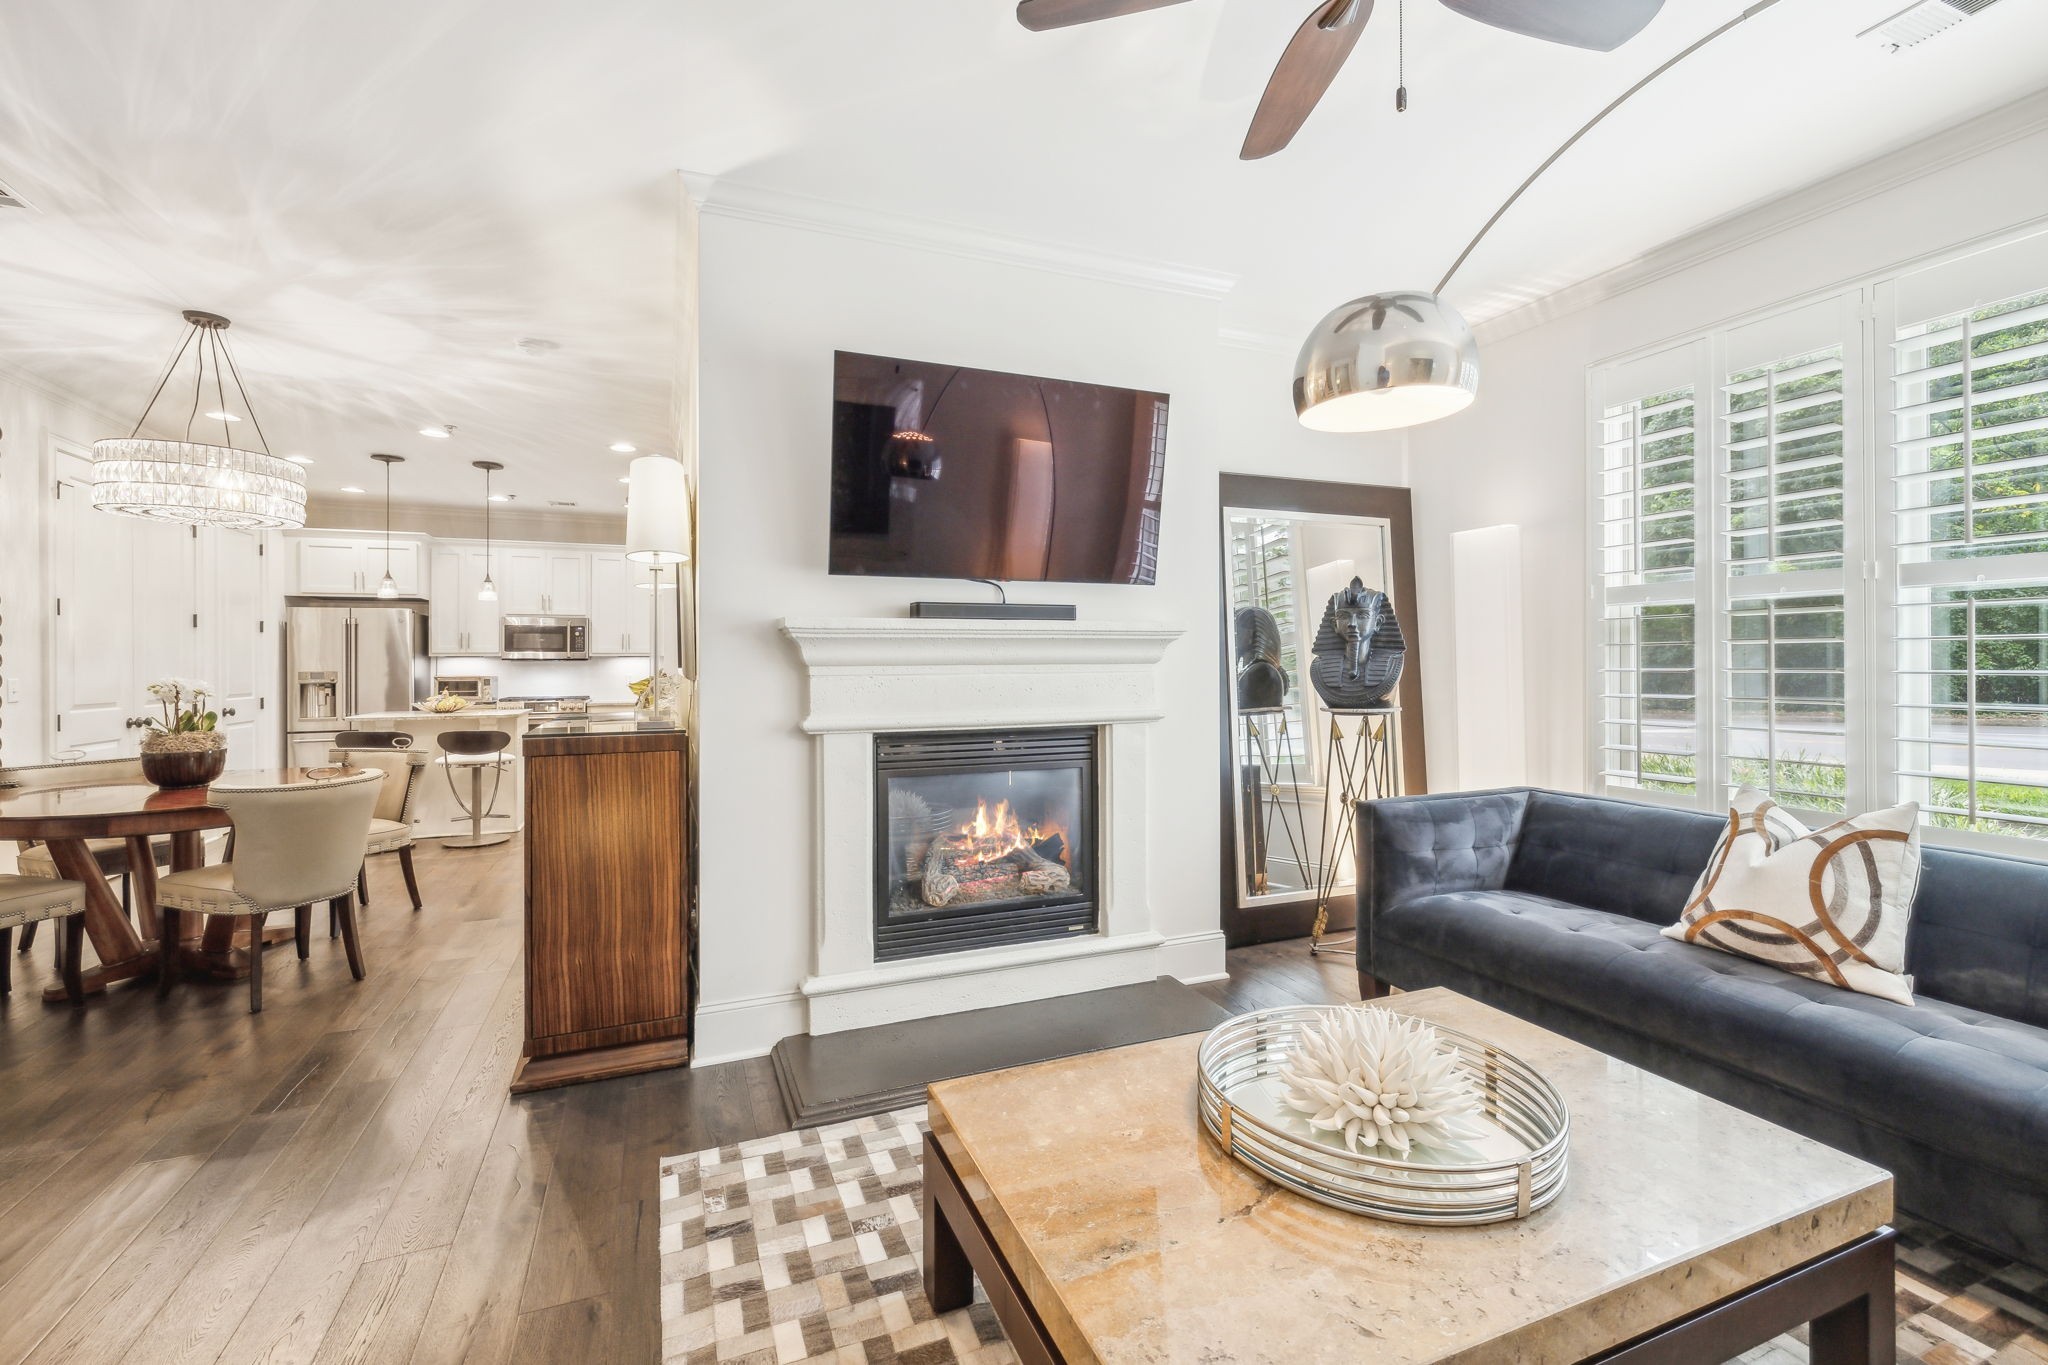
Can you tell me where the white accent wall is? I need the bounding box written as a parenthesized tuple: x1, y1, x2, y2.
(1405, 102, 2048, 797)
(691, 202, 1407, 1063)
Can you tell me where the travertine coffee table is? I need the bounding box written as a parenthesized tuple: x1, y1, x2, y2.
(923, 988, 1895, 1364)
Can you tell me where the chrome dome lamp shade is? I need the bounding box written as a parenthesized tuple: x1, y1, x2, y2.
(1293, 290, 1479, 433)
(92, 310, 306, 529)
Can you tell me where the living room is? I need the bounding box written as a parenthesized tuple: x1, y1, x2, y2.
(4, 0, 2048, 1361)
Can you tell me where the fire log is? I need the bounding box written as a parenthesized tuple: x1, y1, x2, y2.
(1006, 844, 1071, 894)
(922, 837, 961, 907)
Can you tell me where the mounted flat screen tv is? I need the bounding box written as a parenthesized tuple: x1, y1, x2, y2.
(829, 351, 1169, 585)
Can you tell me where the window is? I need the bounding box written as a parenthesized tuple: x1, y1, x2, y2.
(1597, 602, 1698, 794)
(1589, 227, 2048, 855)
(1891, 284, 2048, 840)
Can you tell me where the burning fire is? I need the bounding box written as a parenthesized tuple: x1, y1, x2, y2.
(956, 798, 1063, 866)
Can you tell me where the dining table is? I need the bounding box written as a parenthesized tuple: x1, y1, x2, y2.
(0, 766, 332, 1001)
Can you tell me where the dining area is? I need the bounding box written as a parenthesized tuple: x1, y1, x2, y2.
(0, 748, 421, 1013)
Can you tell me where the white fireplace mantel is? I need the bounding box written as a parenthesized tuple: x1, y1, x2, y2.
(779, 615, 1186, 1034)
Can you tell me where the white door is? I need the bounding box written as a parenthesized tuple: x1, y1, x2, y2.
(294, 536, 368, 594)
(206, 528, 268, 764)
(545, 550, 590, 615)
(428, 546, 464, 654)
(499, 548, 547, 615)
(49, 478, 137, 756)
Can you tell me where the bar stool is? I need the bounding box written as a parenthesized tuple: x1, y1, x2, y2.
(437, 731, 513, 849)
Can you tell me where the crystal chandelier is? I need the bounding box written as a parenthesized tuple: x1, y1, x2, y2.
(92, 309, 306, 529)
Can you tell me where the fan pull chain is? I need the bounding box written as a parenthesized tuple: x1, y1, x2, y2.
(1395, 0, 1407, 113)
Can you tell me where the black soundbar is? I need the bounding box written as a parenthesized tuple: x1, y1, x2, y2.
(910, 601, 1078, 621)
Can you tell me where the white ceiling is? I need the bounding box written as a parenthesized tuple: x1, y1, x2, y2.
(3, 0, 2046, 507)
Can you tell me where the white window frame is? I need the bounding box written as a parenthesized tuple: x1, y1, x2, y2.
(1587, 219, 2048, 857)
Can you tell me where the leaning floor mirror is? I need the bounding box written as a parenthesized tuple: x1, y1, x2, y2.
(1219, 475, 1428, 949)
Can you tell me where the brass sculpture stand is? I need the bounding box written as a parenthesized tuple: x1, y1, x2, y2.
(1310, 707, 1402, 957)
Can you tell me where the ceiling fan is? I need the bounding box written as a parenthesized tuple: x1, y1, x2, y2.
(1016, 0, 1668, 159)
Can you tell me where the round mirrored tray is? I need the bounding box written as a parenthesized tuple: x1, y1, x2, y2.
(1196, 1004, 1570, 1225)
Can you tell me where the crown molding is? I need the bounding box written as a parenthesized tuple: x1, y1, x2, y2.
(1470, 87, 2048, 346)
(684, 172, 1239, 301)
(0, 360, 126, 431)
(1216, 326, 1296, 355)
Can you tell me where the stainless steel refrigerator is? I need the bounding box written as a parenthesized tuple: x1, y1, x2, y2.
(284, 602, 427, 768)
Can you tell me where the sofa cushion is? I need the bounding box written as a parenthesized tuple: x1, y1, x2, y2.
(1378, 889, 2048, 1183)
(1665, 789, 1923, 1007)
(1909, 845, 2048, 1028)
(1503, 791, 1725, 924)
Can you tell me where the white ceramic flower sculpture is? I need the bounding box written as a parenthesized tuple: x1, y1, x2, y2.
(1278, 1007, 1487, 1156)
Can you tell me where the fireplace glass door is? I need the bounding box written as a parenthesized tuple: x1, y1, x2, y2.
(874, 728, 1098, 961)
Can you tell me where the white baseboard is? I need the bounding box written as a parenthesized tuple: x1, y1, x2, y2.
(1160, 929, 1227, 984)
(691, 989, 806, 1066)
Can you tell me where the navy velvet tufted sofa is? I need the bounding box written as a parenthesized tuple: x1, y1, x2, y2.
(1356, 786, 2048, 1269)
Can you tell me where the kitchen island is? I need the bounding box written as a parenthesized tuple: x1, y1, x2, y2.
(342, 707, 530, 839)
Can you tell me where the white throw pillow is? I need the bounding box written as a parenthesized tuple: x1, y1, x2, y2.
(1662, 787, 1923, 1006)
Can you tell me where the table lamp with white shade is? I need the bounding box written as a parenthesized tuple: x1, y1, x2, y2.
(625, 455, 691, 685)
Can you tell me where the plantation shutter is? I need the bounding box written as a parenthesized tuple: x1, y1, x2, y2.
(1592, 343, 1703, 798)
(1717, 297, 1861, 815)
(1890, 237, 2048, 839)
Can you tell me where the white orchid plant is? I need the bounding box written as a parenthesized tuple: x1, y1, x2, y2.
(144, 678, 219, 734)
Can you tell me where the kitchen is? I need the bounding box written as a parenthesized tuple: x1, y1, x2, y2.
(282, 521, 682, 837)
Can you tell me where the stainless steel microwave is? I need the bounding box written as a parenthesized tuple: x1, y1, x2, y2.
(500, 615, 589, 660)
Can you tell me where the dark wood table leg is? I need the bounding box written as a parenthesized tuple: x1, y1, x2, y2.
(124, 836, 162, 942)
(1593, 1228, 1895, 1364)
(42, 838, 154, 1001)
(923, 1147, 975, 1315)
(1810, 1240, 1897, 1365)
(921, 1131, 1063, 1365)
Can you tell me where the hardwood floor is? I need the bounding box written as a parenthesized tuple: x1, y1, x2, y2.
(0, 839, 1352, 1363)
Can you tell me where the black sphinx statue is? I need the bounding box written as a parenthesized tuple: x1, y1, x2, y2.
(1309, 577, 1406, 709)
(1233, 606, 1289, 712)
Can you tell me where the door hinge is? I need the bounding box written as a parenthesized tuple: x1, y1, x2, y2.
(54, 597, 61, 616)
(192, 613, 199, 628)
(54, 716, 61, 732)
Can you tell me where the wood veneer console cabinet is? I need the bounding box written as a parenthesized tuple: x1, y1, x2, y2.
(512, 727, 691, 1092)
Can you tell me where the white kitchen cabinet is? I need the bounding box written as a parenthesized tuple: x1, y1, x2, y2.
(427, 546, 503, 655)
(588, 550, 680, 659)
(544, 551, 590, 616)
(288, 534, 423, 597)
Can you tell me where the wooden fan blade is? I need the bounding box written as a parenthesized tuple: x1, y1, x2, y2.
(1435, 0, 1664, 51)
(1240, 0, 1373, 161)
(1016, 0, 1194, 32)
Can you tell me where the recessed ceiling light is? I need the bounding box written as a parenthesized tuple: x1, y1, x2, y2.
(203, 410, 241, 422)
(340, 485, 365, 494)
(285, 455, 314, 465)
(610, 442, 636, 453)
(487, 493, 512, 503)
(419, 425, 453, 439)
(618, 476, 631, 484)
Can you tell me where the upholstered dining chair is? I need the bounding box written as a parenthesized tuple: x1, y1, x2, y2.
(0, 874, 88, 1003)
(155, 769, 384, 1014)
(2, 757, 171, 952)
(330, 731, 427, 912)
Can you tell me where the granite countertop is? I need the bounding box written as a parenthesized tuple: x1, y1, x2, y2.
(345, 707, 534, 721)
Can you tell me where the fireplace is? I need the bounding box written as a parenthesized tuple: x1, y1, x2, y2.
(874, 727, 1099, 961)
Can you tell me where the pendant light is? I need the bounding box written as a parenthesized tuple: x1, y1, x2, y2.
(92, 309, 307, 527)
(371, 453, 404, 598)
(1294, 0, 1785, 433)
(475, 460, 503, 601)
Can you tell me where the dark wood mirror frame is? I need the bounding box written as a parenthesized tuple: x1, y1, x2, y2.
(1217, 474, 1429, 948)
